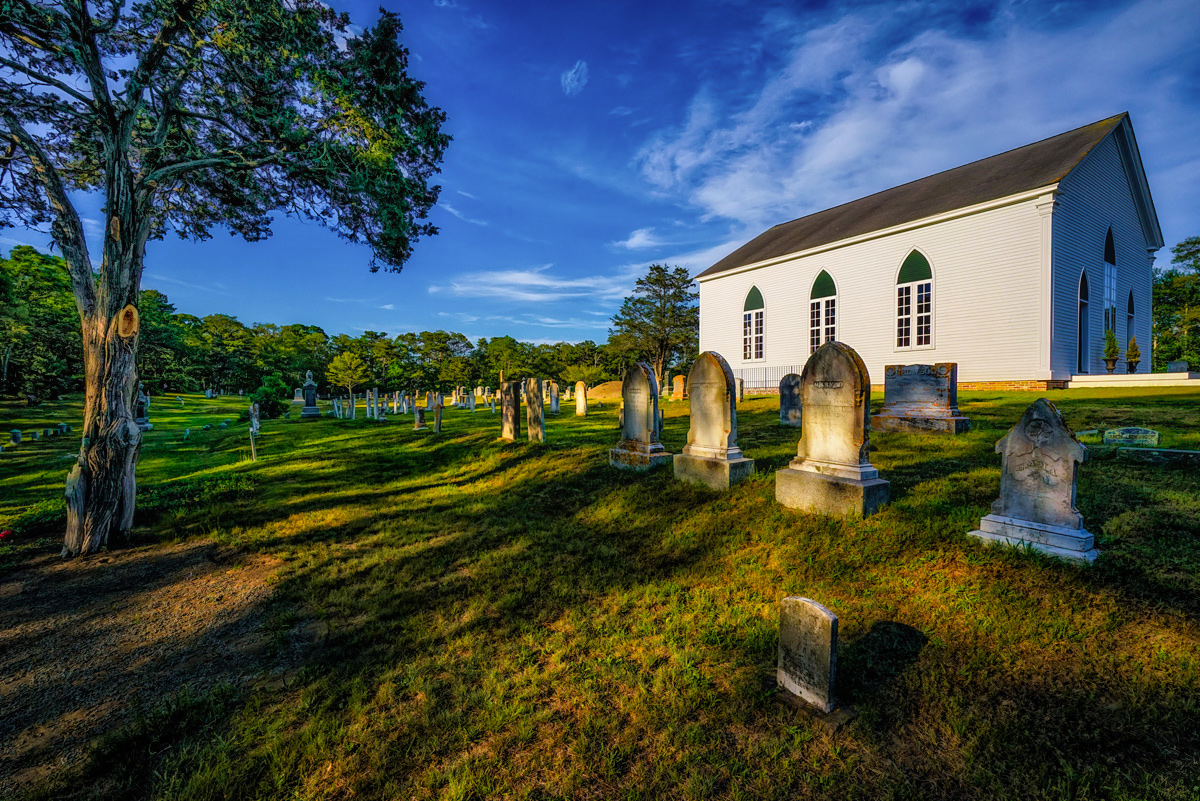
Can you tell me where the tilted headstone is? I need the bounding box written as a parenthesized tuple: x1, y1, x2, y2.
(413, 406, 427, 430)
(871, 363, 969, 434)
(968, 398, 1097, 562)
(500, 381, 520, 441)
(549, 382, 560, 415)
(673, 351, 755, 489)
(526, 378, 545, 443)
(777, 597, 838, 713)
(779, 373, 802, 427)
(575, 381, 587, 417)
(775, 341, 890, 517)
(672, 374, 686, 400)
(610, 363, 671, 471)
(301, 371, 321, 419)
(1167, 359, 1189, 373)
(1103, 427, 1159, 447)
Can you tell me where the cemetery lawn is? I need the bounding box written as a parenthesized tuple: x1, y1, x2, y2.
(2, 388, 1199, 801)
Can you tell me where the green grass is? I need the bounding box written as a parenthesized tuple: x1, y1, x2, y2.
(3, 387, 1200, 800)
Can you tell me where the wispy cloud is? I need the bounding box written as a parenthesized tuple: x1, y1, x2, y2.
(380, 304, 394, 310)
(429, 263, 640, 303)
(438, 311, 481, 323)
(145, 273, 229, 294)
(635, 0, 1200, 239)
(440, 203, 488, 226)
(456, 190, 477, 199)
(561, 60, 589, 96)
(610, 106, 634, 116)
(484, 314, 610, 330)
(613, 227, 667, 249)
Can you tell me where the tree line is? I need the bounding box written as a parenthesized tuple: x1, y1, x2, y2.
(0, 246, 698, 401)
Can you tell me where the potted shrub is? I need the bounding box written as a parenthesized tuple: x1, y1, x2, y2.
(1126, 336, 1141, 373)
(1103, 329, 1120, 374)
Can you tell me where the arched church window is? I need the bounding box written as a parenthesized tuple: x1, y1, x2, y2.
(896, 250, 933, 348)
(809, 271, 837, 354)
(1077, 270, 1090, 374)
(1127, 289, 1135, 341)
(743, 286, 764, 361)
(1103, 228, 1117, 333)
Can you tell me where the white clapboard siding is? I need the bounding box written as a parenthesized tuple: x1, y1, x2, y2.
(1052, 133, 1155, 377)
(699, 198, 1048, 384)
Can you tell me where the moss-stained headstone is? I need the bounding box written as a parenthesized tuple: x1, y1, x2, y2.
(673, 351, 754, 490)
(779, 373, 802, 427)
(777, 597, 838, 713)
(609, 363, 671, 471)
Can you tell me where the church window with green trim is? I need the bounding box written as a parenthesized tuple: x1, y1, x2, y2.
(743, 286, 764, 361)
(896, 250, 933, 348)
(809, 271, 837, 354)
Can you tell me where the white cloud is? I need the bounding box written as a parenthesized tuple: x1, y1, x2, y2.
(429, 263, 640, 303)
(634, 0, 1200, 242)
(438, 311, 481, 322)
(145, 273, 229, 294)
(613, 227, 667, 249)
(561, 60, 589, 96)
(456, 189, 477, 199)
(610, 106, 634, 116)
(380, 304, 394, 310)
(440, 203, 488, 226)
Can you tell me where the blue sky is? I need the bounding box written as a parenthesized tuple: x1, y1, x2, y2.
(7, 0, 1200, 345)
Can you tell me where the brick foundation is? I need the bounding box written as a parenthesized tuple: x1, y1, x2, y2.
(754, 380, 1072, 395)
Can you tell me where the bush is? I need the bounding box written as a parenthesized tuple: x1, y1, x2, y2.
(1104, 328, 1120, 360)
(1127, 335, 1141, 362)
(250, 375, 290, 419)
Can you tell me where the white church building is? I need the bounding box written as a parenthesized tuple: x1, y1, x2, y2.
(697, 113, 1163, 390)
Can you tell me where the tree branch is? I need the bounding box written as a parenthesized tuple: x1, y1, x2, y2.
(1, 113, 96, 315)
(0, 55, 93, 107)
(143, 149, 284, 186)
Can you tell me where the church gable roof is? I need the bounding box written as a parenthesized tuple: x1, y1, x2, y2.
(698, 113, 1129, 280)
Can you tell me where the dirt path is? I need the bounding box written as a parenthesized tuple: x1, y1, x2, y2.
(0, 541, 296, 795)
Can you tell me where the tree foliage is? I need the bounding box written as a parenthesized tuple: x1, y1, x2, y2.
(1152, 236, 1200, 371)
(326, 351, 369, 395)
(608, 263, 698, 389)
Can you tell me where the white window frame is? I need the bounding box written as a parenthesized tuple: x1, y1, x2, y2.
(809, 296, 837, 354)
(743, 308, 765, 362)
(895, 278, 934, 350)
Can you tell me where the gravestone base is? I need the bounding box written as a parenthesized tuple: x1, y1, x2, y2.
(135, 421, 154, 432)
(870, 413, 970, 434)
(610, 441, 672, 471)
(775, 467, 890, 518)
(300, 406, 321, 420)
(673, 453, 755, 490)
(968, 514, 1098, 563)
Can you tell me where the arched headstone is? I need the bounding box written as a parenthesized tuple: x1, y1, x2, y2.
(968, 398, 1097, 562)
(672, 374, 685, 400)
(779, 373, 802, 427)
(500, 381, 520, 441)
(673, 352, 754, 489)
(609, 363, 671, 471)
(575, 381, 587, 417)
(775, 342, 889, 517)
(525, 378, 545, 443)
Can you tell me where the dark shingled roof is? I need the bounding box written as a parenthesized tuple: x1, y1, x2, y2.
(697, 113, 1127, 279)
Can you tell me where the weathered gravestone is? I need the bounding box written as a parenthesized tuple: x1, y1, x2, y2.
(301, 371, 321, 419)
(1103, 427, 1159, 446)
(673, 351, 755, 490)
(672, 374, 686, 400)
(292, 387, 303, 403)
(575, 381, 587, 417)
(871, 363, 969, 434)
(1167, 359, 1189, 373)
(413, 406, 428, 431)
(249, 402, 261, 435)
(549, 382, 560, 415)
(468, 394, 477, 412)
(775, 342, 890, 517)
(777, 597, 838, 713)
(525, 378, 545, 443)
(735, 377, 744, 402)
(610, 363, 671, 471)
(434, 404, 443, 433)
(779, 373, 802, 427)
(500, 381, 520, 441)
(967, 398, 1098, 563)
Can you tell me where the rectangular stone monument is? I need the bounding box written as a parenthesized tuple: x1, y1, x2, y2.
(413, 407, 427, 431)
(434, 404, 443, 433)
(968, 398, 1098, 563)
(575, 381, 587, 417)
(1167, 359, 1189, 372)
(735, 376, 744, 402)
(779, 373, 802, 427)
(293, 387, 302, 403)
(775, 342, 890, 517)
(525, 378, 545, 442)
(1103, 427, 1159, 446)
(301, 371, 321, 419)
(610, 364, 671, 470)
(777, 597, 838, 713)
(871, 363, 969, 434)
(672, 374, 686, 400)
(500, 381, 520, 441)
(549, 382, 560, 415)
(673, 351, 755, 490)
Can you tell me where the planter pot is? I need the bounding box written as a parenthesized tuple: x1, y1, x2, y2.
(1104, 358, 1118, 374)
(1126, 360, 1140, 374)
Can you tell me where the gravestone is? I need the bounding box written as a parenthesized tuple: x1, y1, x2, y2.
(500, 381, 520, 441)
(777, 597, 838, 713)
(469, 394, 477, 412)
(871, 363, 970, 434)
(967, 398, 1098, 563)
(217, 421, 228, 430)
(775, 341, 890, 517)
(526, 378, 545, 443)
(202, 424, 212, 431)
(549, 382, 560, 415)
(413, 406, 428, 431)
(205, 388, 213, 399)
(293, 387, 303, 403)
(575, 381, 587, 417)
(610, 363, 671, 471)
(735, 377, 744, 402)
(249, 402, 261, 435)
(673, 351, 755, 489)
(57, 423, 69, 435)
(490, 398, 496, 414)
(1104, 427, 1159, 446)
(779, 373, 802, 427)
(301, 371, 321, 419)
(434, 404, 443, 433)
(672, 374, 686, 400)
(32, 430, 40, 440)
(1167, 359, 1189, 372)
(133, 383, 153, 431)
(184, 428, 191, 440)
(426, 391, 436, 410)
(177, 396, 184, 406)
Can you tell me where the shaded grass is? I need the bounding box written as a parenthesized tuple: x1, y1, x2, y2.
(2, 387, 1199, 800)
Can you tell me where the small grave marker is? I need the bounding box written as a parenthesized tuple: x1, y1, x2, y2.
(777, 597, 838, 714)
